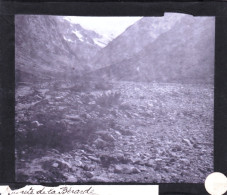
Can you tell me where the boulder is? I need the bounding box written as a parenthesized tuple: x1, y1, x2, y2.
(31, 121, 43, 128)
(87, 156, 100, 163)
(65, 115, 81, 121)
(83, 164, 95, 171)
(118, 129, 134, 136)
(100, 154, 117, 167)
(52, 162, 59, 168)
(182, 138, 193, 147)
(145, 159, 155, 167)
(74, 160, 83, 167)
(84, 171, 94, 178)
(96, 131, 116, 142)
(91, 176, 110, 182)
(114, 164, 141, 174)
(66, 175, 78, 182)
(94, 138, 108, 149)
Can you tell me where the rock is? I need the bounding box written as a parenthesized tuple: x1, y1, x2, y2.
(182, 139, 193, 147)
(114, 164, 141, 174)
(88, 101, 96, 105)
(83, 164, 95, 171)
(94, 138, 108, 149)
(55, 96, 64, 100)
(58, 106, 66, 111)
(87, 156, 100, 163)
(146, 159, 155, 167)
(96, 131, 116, 142)
(91, 176, 110, 182)
(31, 121, 43, 128)
(45, 95, 52, 99)
(139, 166, 147, 172)
(84, 171, 94, 178)
(34, 94, 43, 100)
(169, 158, 175, 163)
(134, 113, 139, 117)
(116, 154, 132, 164)
(65, 115, 80, 121)
(119, 129, 134, 136)
(193, 143, 200, 149)
(103, 134, 116, 142)
(66, 175, 78, 182)
(131, 167, 141, 174)
(83, 146, 94, 153)
(155, 158, 162, 163)
(111, 110, 117, 116)
(114, 165, 124, 173)
(154, 163, 162, 171)
(180, 159, 190, 165)
(115, 153, 125, 162)
(174, 145, 182, 152)
(100, 154, 116, 167)
(134, 159, 145, 165)
(74, 160, 83, 167)
(81, 113, 89, 119)
(115, 131, 122, 136)
(42, 159, 71, 172)
(52, 162, 59, 168)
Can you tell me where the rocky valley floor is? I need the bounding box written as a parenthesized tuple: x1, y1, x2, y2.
(15, 80, 213, 183)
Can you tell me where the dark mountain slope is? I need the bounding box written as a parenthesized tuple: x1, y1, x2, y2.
(92, 15, 215, 84)
(90, 14, 184, 70)
(15, 15, 102, 81)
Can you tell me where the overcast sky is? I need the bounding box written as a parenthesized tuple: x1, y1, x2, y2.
(64, 17, 142, 38)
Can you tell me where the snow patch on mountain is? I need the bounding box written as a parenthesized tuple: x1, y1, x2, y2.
(63, 36, 74, 42)
(71, 29, 112, 48)
(93, 34, 114, 48)
(93, 39, 106, 48)
(73, 30, 84, 42)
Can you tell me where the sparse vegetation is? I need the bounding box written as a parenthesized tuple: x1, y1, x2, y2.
(94, 91, 121, 107)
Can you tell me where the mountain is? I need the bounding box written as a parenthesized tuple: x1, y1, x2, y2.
(92, 14, 215, 84)
(90, 13, 185, 70)
(63, 17, 114, 48)
(15, 15, 102, 82)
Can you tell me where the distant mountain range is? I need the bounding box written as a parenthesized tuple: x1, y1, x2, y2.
(15, 14, 215, 84)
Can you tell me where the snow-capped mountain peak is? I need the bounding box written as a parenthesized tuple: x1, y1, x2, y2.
(62, 19, 113, 48)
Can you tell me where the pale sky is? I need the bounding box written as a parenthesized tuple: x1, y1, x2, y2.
(64, 16, 142, 38)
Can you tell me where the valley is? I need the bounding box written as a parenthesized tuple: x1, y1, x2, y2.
(15, 13, 215, 183)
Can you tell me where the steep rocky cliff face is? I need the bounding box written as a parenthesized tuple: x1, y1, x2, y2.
(15, 15, 102, 82)
(92, 15, 215, 84)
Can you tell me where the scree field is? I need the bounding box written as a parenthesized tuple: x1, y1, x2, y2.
(15, 80, 213, 183)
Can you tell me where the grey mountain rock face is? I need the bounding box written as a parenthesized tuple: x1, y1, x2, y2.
(92, 15, 214, 84)
(15, 15, 102, 82)
(91, 14, 184, 70)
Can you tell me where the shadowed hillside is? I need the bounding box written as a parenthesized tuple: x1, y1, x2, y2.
(91, 15, 214, 84)
(91, 14, 184, 70)
(15, 15, 104, 82)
